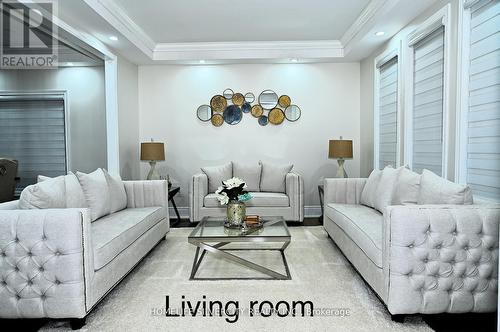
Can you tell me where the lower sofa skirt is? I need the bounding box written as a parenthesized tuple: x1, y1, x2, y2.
(323, 216, 387, 302)
(88, 219, 169, 310)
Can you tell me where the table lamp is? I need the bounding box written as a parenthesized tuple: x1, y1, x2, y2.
(140, 140, 165, 180)
(328, 137, 353, 178)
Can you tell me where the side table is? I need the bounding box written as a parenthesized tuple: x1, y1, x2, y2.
(318, 184, 324, 224)
(168, 186, 181, 226)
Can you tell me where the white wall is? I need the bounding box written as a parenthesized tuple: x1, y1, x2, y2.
(360, 0, 460, 179)
(0, 66, 107, 173)
(138, 63, 361, 211)
(117, 56, 140, 180)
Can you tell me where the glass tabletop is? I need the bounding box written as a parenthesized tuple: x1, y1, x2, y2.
(189, 216, 290, 239)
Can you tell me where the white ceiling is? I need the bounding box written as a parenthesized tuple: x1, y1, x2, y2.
(113, 0, 371, 43)
(50, 0, 440, 64)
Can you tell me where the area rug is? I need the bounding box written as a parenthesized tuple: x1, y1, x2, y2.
(40, 227, 432, 332)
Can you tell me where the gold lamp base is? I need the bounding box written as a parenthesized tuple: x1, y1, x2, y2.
(336, 159, 348, 178)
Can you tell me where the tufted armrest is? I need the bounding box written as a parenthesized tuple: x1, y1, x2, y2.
(286, 172, 304, 221)
(123, 180, 169, 208)
(383, 204, 500, 314)
(189, 173, 208, 222)
(0, 208, 93, 319)
(323, 178, 366, 205)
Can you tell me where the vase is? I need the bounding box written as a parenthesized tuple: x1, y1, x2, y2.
(226, 200, 246, 228)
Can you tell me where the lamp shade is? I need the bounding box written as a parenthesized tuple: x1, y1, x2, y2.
(140, 142, 165, 161)
(328, 139, 353, 159)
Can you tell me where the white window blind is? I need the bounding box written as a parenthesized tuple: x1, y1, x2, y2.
(412, 26, 445, 175)
(377, 57, 398, 169)
(0, 95, 67, 190)
(465, 0, 500, 200)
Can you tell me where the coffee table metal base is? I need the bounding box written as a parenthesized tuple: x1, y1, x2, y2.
(189, 241, 291, 280)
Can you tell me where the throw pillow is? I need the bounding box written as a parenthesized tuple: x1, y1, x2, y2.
(360, 168, 383, 208)
(373, 166, 402, 213)
(259, 161, 293, 193)
(393, 167, 421, 205)
(103, 169, 127, 213)
(19, 175, 66, 209)
(233, 162, 262, 192)
(77, 168, 111, 221)
(418, 169, 473, 205)
(201, 162, 232, 193)
(38, 172, 87, 208)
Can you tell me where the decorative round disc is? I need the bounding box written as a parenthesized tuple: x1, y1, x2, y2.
(232, 93, 245, 106)
(285, 105, 301, 122)
(251, 104, 263, 118)
(223, 88, 234, 100)
(210, 95, 227, 113)
(196, 104, 212, 122)
(245, 92, 255, 103)
(258, 115, 268, 126)
(268, 108, 285, 125)
(223, 105, 243, 125)
(211, 113, 224, 127)
(278, 95, 291, 108)
(241, 102, 251, 113)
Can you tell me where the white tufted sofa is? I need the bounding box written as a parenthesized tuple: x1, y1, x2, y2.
(323, 178, 499, 318)
(0, 180, 169, 327)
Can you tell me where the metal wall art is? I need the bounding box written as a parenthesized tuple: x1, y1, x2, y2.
(197, 89, 301, 127)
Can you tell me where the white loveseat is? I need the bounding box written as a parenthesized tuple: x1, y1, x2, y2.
(190, 161, 304, 222)
(323, 168, 499, 319)
(0, 171, 169, 328)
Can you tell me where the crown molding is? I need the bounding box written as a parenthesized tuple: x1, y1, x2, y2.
(341, 0, 401, 55)
(153, 40, 343, 61)
(83, 0, 406, 62)
(83, 0, 155, 58)
(341, 0, 389, 46)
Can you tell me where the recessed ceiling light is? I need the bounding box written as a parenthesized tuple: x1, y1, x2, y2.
(109, 36, 118, 41)
(199, 60, 206, 64)
(375, 31, 385, 36)
(290, 58, 298, 63)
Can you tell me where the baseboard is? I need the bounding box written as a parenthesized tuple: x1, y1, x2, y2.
(304, 205, 322, 217)
(169, 205, 322, 220)
(169, 207, 190, 219)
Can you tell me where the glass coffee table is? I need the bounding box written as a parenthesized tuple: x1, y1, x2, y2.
(188, 216, 291, 280)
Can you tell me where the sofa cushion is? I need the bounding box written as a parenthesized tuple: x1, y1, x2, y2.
(259, 161, 293, 193)
(233, 162, 261, 192)
(393, 167, 421, 205)
(204, 192, 289, 208)
(201, 162, 232, 193)
(418, 169, 473, 205)
(373, 166, 402, 213)
(91, 207, 166, 270)
(38, 172, 87, 208)
(77, 169, 110, 221)
(325, 203, 383, 268)
(360, 168, 382, 209)
(19, 175, 66, 209)
(103, 169, 127, 213)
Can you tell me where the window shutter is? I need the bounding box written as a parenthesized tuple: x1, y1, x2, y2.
(0, 95, 67, 191)
(412, 26, 445, 175)
(466, 0, 500, 200)
(377, 57, 398, 169)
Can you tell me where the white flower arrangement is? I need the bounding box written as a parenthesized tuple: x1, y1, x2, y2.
(215, 177, 252, 205)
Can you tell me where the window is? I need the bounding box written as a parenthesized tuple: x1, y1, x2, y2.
(0, 93, 68, 192)
(459, 0, 500, 200)
(405, 5, 450, 177)
(375, 55, 399, 169)
(410, 26, 446, 176)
